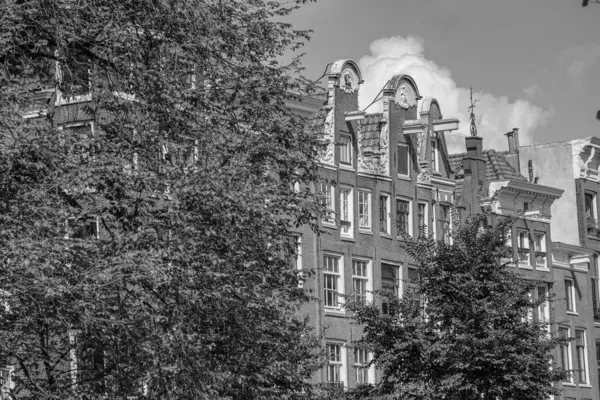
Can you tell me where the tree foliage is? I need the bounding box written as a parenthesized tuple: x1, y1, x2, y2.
(0, 0, 323, 399)
(347, 214, 569, 400)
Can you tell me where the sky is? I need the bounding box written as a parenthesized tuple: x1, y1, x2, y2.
(286, 0, 600, 153)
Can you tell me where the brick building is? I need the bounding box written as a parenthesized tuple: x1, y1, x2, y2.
(289, 59, 597, 400)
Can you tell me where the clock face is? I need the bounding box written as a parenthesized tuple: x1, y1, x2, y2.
(396, 83, 417, 109)
(340, 68, 358, 93)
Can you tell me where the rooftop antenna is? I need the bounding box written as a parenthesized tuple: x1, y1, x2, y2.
(468, 87, 479, 137)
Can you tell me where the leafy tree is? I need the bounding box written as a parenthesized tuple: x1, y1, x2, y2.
(346, 214, 569, 400)
(0, 0, 324, 399)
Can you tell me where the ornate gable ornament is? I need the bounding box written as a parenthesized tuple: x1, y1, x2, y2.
(357, 121, 389, 175)
(396, 83, 417, 109)
(319, 108, 335, 165)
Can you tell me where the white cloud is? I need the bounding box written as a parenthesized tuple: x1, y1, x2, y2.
(523, 84, 539, 98)
(559, 43, 600, 90)
(357, 36, 553, 153)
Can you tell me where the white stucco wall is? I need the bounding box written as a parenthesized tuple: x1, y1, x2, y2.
(518, 142, 578, 246)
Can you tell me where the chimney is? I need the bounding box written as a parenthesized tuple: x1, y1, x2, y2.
(504, 127, 521, 173)
(462, 136, 486, 214)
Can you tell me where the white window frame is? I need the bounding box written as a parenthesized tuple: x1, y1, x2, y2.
(320, 183, 336, 225)
(559, 327, 574, 384)
(55, 59, 93, 105)
(323, 254, 344, 311)
(358, 190, 372, 231)
(352, 258, 373, 304)
(439, 204, 451, 244)
(431, 139, 438, 172)
(381, 262, 401, 314)
(340, 187, 354, 238)
(396, 198, 412, 238)
(326, 342, 347, 388)
(397, 143, 410, 177)
(353, 348, 373, 385)
(295, 236, 303, 288)
(517, 229, 531, 267)
(575, 329, 589, 385)
(339, 134, 353, 166)
(536, 285, 550, 331)
(417, 202, 428, 237)
(534, 232, 547, 269)
(565, 278, 576, 314)
(379, 194, 391, 235)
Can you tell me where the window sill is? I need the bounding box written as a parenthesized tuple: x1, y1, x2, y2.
(341, 236, 355, 242)
(359, 229, 373, 236)
(325, 307, 346, 316)
(322, 222, 337, 229)
(562, 382, 576, 387)
(536, 266, 550, 272)
(578, 384, 592, 388)
(566, 311, 579, 316)
(340, 164, 354, 172)
(397, 174, 411, 182)
(518, 263, 533, 270)
(380, 232, 392, 240)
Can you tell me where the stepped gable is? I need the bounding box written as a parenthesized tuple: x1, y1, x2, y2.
(359, 113, 384, 155)
(450, 149, 527, 199)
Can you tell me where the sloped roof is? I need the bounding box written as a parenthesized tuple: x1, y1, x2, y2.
(359, 113, 384, 155)
(449, 149, 527, 200)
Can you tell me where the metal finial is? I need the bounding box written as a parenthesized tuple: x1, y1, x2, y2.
(468, 87, 479, 137)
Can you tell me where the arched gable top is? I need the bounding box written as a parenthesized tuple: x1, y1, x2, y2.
(384, 75, 421, 99)
(327, 59, 363, 83)
(420, 97, 442, 119)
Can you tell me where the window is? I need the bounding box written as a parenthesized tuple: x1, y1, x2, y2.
(517, 230, 530, 265)
(320, 183, 335, 224)
(565, 279, 576, 313)
(430, 140, 438, 171)
(324, 255, 343, 309)
(57, 58, 91, 98)
(381, 263, 399, 314)
(534, 232, 547, 268)
(418, 202, 427, 237)
(439, 205, 451, 244)
(406, 267, 421, 311)
(326, 343, 345, 388)
(295, 236, 303, 288)
(340, 188, 353, 237)
(559, 327, 573, 383)
(352, 260, 370, 305)
(66, 217, 99, 240)
(354, 348, 370, 385)
(537, 285, 550, 325)
(595, 341, 600, 391)
(576, 330, 589, 384)
(586, 192, 596, 221)
(358, 191, 371, 230)
(0, 366, 14, 396)
(380, 194, 390, 234)
(70, 330, 106, 393)
(592, 261, 600, 321)
(339, 134, 352, 165)
(397, 144, 409, 176)
(396, 199, 410, 236)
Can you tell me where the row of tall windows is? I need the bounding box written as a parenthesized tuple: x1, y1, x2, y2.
(319, 183, 450, 242)
(326, 343, 372, 387)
